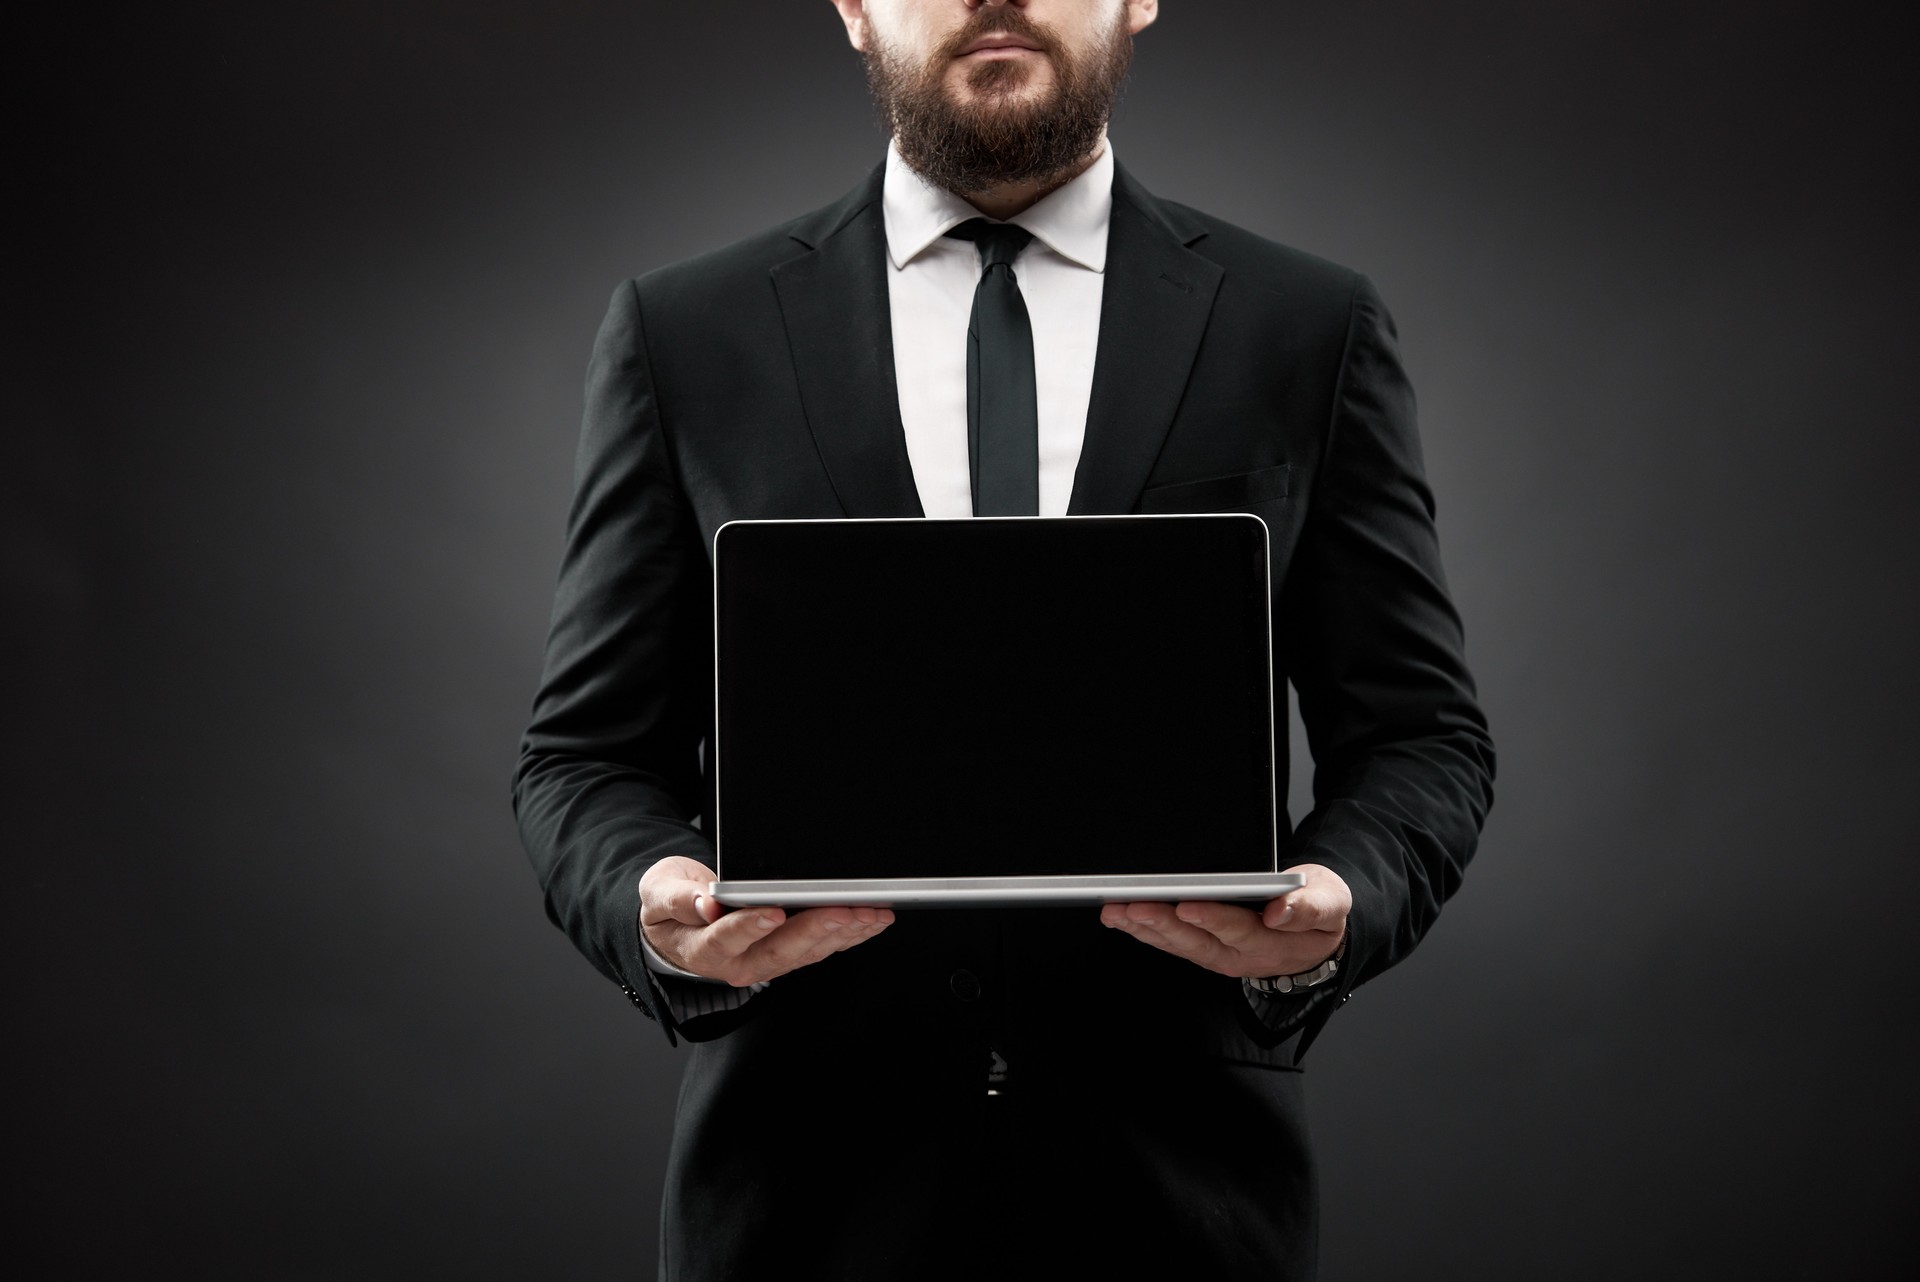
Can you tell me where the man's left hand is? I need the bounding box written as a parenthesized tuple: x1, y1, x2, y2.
(1100, 863, 1352, 980)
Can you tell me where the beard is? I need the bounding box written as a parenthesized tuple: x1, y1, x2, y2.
(863, 6, 1133, 197)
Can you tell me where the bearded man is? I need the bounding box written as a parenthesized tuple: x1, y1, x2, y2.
(513, 2, 1494, 1277)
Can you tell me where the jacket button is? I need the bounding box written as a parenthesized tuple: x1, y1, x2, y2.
(949, 969, 982, 1002)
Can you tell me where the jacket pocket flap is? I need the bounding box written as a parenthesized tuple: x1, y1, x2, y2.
(1137, 463, 1292, 513)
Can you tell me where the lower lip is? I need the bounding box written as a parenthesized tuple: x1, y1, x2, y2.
(962, 46, 1041, 60)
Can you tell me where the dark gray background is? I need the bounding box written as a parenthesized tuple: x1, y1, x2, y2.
(14, 2, 1916, 1276)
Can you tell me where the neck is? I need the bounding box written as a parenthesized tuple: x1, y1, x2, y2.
(957, 134, 1106, 221)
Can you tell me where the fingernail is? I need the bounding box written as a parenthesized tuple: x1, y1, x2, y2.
(823, 919, 844, 931)
(695, 895, 707, 916)
(755, 915, 775, 930)
(1279, 906, 1294, 925)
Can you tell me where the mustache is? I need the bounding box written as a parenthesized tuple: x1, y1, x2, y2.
(932, 6, 1062, 62)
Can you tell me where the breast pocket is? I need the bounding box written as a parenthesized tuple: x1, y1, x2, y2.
(1135, 463, 1292, 514)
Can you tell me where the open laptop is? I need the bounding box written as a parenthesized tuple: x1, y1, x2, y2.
(708, 514, 1301, 908)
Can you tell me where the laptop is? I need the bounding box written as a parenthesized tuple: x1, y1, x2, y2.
(708, 514, 1301, 908)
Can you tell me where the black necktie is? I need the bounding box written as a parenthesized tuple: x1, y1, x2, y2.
(945, 219, 1039, 517)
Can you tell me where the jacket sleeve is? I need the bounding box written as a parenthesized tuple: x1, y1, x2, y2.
(512, 279, 717, 1041)
(1276, 275, 1497, 1060)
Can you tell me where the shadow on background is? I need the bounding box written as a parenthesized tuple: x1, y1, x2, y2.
(12, 2, 1916, 1276)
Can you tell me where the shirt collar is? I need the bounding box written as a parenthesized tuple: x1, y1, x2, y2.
(882, 138, 1114, 273)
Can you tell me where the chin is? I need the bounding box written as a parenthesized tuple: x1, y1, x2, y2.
(953, 59, 1054, 103)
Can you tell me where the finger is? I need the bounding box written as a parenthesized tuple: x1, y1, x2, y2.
(1108, 905, 1232, 970)
(639, 855, 718, 890)
(637, 869, 732, 972)
(820, 906, 896, 956)
(1122, 900, 1175, 926)
(1264, 864, 1354, 931)
(644, 878, 719, 929)
(686, 904, 896, 982)
(1262, 885, 1347, 933)
(1129, 914, 1341, 979)
(788, 906, 885, 958)
(638, 857, 722, 929)
(694, 905, 788, 956)
(1121, 923, 1229, 973)
(806, 905, 896, 954)
(737, 906, 894, 980)
(647, 904, 778, 979)
(1100, 900, 1181, 935)
(1171, 900, 1266, 947)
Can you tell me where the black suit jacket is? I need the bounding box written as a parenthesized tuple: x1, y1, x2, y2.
(514, 162, 1494, 1280)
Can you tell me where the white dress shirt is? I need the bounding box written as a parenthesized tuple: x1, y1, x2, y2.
(882, 138, 1111, 518)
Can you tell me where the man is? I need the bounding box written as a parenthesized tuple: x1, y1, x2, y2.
(514, 1, 1494, 1277)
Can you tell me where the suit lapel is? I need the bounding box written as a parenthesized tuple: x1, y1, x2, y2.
(1067, 165, 1224, 516)
(771, 165, 926, 519)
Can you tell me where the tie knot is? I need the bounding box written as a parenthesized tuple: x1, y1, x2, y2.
(945, 218, 1034, 270)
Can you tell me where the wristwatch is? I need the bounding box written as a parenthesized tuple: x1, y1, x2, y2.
(1246, 932, 1348, 996)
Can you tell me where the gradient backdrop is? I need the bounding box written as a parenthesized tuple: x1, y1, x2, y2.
(14, 2, 1917, 1276)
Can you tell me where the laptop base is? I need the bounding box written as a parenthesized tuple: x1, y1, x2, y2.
(710, 872, 1305, 909)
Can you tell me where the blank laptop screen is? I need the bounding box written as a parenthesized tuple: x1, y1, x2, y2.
(714, 516, 1276, 881)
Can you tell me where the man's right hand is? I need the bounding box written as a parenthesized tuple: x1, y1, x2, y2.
(639, 855, 895, 986)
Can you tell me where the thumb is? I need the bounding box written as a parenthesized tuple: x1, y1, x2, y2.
(1262, 885, 1345, 933)
(644, 873, 720, 928)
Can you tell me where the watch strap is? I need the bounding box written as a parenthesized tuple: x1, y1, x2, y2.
(1247, 932, 1348, 996)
